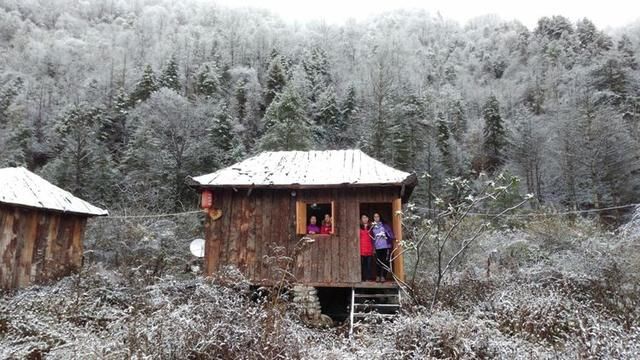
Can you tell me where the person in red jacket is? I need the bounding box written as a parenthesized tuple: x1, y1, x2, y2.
(359, 214, 374, 281)
(320, 214, 332, 234)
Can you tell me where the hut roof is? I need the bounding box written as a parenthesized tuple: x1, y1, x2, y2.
(189, 149, 417, 189)
(0, 167, 108, 216)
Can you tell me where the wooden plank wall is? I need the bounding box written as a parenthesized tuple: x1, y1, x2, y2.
(0, 205, 87, 290)
(204, 187, 404, 286)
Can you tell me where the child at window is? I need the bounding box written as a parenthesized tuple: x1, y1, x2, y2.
(371, 212, 395, 282)
(320, 214, 332, 234)
(307, 215, 320, 234)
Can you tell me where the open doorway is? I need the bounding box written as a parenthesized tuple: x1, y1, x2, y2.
(359, 202, 394, 282)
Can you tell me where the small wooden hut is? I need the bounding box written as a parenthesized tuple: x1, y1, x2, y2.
(188, 149, 417, 288)
(0, 167, 107, 290)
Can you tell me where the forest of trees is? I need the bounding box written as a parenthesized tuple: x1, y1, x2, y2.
(0, 0, 639, 215)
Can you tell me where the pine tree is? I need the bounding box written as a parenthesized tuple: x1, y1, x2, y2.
(448, 100, 467, 142)
(265, 54, 287, 109)
(314, 86, 340, 147)
(131, 64, 158, 104)
(0, 117, 31, 168)
(482, 95, 507, 173)
(592, 55, 628, 105)
(336, 85, 358, 148)
(159, 56, 181, 92)
(303, 47, 333, 130)
(45, 104, 107, 198)
(392, 93, 427, 171)
(617, 35, 638, 70)
(0, 77, 22, 126)
(436, 112, 452, 175)
(258, 85, 312, 151)
(194, 62, 220, 98)
(100, 87, 130, 160)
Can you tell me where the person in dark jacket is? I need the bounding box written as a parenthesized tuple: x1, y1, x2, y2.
(371, 212, 395, 282)
(359, 214, 374, 281)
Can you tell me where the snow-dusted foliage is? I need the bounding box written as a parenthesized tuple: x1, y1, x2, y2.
(3, 216, 640, 358)
(1, 1, 639, 215)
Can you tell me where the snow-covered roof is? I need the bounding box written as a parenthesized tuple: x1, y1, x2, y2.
(0, 167, 108, 216)
(189, 149, 417, 188)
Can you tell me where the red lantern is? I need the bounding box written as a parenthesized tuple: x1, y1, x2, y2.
(201, 190, 213, 209)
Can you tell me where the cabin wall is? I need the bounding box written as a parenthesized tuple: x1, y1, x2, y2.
(0, 204, 87, 290)
(204, 187, 404, 286)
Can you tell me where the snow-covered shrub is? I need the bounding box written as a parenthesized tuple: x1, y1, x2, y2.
(0, 266, 316, 359)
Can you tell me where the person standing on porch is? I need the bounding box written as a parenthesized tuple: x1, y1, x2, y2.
(372, 212, 395, 282)
(359, 214, 375, 281)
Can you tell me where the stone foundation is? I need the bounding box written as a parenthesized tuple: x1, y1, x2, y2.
(292, 285, 333, 327)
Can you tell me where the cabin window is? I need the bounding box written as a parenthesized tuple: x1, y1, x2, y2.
(296, 201, 335, 235)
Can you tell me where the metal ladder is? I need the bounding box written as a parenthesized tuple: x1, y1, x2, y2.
(349, 287, 401, 335)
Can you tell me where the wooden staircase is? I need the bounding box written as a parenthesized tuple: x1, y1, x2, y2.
(349, 286, 401, 335)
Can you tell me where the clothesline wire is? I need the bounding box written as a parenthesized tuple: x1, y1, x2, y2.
(94, 203, 640, 221)
(98, 210, 203, 220)
(416, 203, 640, 218)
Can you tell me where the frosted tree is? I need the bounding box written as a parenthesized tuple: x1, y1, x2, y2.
(158, 56, 181, 92)
(509, 107, 546, 202)
(228, 67, 262, 149)
(194, 62, 221, 98)
(0, 77, 22, 126)
(436, 112, 452, 176)
(448, 99, 467, 142)
(264, 52, 288, 110)
(366, 45, 397, 161)
(335, 85, 358, 148)
(42, 104, 114, 202)
(482, 95, 507, 173)
(100, 87, 131, 160)
(258, 85, 312, 151)
(131, 65, 158, 104)
(313, 85, 340, 148)
(123, 89, 217, 211)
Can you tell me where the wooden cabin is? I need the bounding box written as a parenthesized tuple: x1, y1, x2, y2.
(0, 167, 107, 290)
(188, 150, 417, 288)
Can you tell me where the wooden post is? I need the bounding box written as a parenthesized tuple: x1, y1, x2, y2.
(391, 198, 404, 282)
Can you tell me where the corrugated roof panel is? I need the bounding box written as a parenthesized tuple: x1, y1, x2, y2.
(190, 149, 415, 188)
(0, 167, 108, 216)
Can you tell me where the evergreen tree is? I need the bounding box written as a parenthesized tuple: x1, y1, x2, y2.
(303, 47, 333, 130)
(0, 117, 31, 168)
(617, 35, 638, 70)
(482, 95, 507, 173)
(0, 77, 22, 126)
(392, 93, 427, 171)
(123, 89, 217, 211)
(100, 87, 130, 160)
(194, 62, 220, 98)
(592, 55, 628, 105)
(158, 56, 181, 92)
(264, 54, 287, 109)
(131, 64, 158, 104)
(336, 85, 358, 148)
(314, 85, 340, 147)
(258, 85, 312, 151)
(436, 112, 452, 175)
(448, 100, 467, 142)
(44, 104, 110, 199)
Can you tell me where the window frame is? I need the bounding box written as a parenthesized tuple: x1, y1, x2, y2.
(296, 200, 336, 235)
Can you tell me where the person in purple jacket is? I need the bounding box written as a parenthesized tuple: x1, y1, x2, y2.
(371, 212, 395, 282)
(307, 215, 321, 234)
